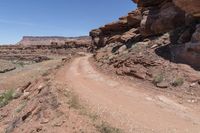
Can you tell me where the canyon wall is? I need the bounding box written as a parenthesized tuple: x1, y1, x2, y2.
(90, 0, 200, 68)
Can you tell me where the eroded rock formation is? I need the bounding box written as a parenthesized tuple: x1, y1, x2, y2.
(173, 0, 200, 17)
(90, 0, 200, 90)
(90, 9, 142, 49)
(90, 0, 200, 67)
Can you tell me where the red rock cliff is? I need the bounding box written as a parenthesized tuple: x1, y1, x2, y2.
(90, 0, 200, 68)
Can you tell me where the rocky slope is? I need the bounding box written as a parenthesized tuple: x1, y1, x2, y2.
(0, 60, 16, 73)
(90, 0, 200, 95)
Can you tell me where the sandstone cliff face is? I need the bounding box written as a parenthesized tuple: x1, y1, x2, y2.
(90, 0, 200, 90)
(90, 9, 142, 49)
(90, 0, 200, 68)
(173, 0, 200, 17)
(139, 1, 185, 36)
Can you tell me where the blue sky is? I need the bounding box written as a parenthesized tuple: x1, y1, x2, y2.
(0, 0, 136, 44)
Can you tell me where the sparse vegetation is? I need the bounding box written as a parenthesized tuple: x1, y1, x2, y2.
(65, 89, 99, 121)
(65, 90, 82, 109)
(17, 61, 25, 67)
(15, 101, 27, 113)
(96, 122, 122, 133)
(12, 60, 25, 67)
(172, 78, 184, 87)
(79, 108, 99, 121)
(42, 71, 49, 77)
(64, 89, 122, 132)
(0, 89, 15, 108)
(152, 73, 164, 85)
(69, 94, 81, 109)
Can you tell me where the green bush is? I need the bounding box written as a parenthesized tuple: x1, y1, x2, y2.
(172, 78, 184, 87)
(152, 73, 164, 85)
(96, 122, 122, 133)
(65, 90, 82, 110)
(0, 89, 15, 108)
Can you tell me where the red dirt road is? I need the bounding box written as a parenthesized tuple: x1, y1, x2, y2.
(59, 54, 200, 133)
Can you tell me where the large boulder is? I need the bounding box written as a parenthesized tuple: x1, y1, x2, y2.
(127, 9, 142, 27)
(173, 0, 200, 17)
(173, 24, 200, 68)
(120, 28, 141, 43)
(107, 28, 141, 44)
(139, 2, 185, 36)
(191, 24, 200, 42)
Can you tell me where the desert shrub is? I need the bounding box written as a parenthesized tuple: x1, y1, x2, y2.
(64, 89, 122, 133)
(12, 60, 25, 67)
(65, 90, 82, 109)
(42, 71, 49, 77)
(69, 94, 81, 109)
(79, 108, 99, 121)
(0, 89, 15, 108)
(96, 122, 122, 133)
(18, 62, 25, 67)
(172, 78, 184, 87)
(152, 73, 164, 85)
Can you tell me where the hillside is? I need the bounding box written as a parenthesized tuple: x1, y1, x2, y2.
(90, 0, 200, 95)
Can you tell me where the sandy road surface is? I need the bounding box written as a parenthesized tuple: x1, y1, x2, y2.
(58, 54, 200, 133)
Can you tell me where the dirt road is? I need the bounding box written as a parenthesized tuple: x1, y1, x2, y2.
(60, 54, 200, 133)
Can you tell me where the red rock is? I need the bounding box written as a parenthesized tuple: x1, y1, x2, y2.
(173, 0, 200, 17)
(140, 2, 185, 36)
(132, 0, 167, 7)
(120, 28, 141, 43)
(127, 9, 142, 27)
(156, 82, 169, 88)
(172, 25, 200, 68)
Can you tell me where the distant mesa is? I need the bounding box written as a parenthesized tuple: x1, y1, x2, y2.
(18, 36, 91, 46)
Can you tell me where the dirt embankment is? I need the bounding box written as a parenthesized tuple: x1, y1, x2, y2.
(0, 58, 97, 133)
